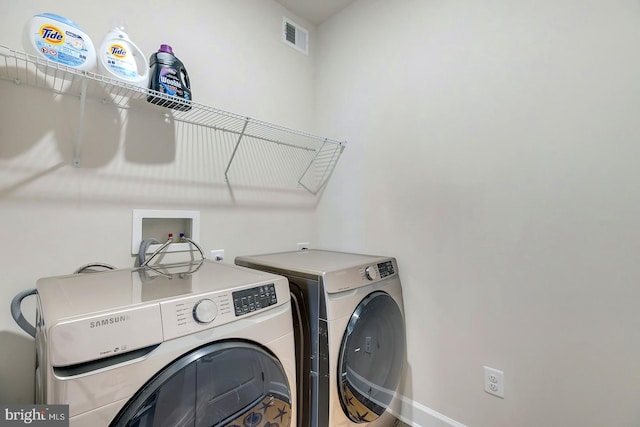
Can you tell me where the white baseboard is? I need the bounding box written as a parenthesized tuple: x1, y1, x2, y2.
(389, 395, 467, 427)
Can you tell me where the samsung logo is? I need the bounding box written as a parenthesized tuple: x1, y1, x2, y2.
(89, 315, 130, 328)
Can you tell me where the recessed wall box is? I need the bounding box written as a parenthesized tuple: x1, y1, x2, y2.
(132, 209, 200, 255)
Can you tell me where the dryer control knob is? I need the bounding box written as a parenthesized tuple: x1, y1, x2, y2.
(365, 266, 378, 281)
(193, 299, 218, 324)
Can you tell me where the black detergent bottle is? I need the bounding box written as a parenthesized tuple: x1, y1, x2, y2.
(147, 44, 192, 111)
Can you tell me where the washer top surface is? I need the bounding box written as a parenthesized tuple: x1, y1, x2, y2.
(236, 249, 389, 276)
(36, 260, 285, 322)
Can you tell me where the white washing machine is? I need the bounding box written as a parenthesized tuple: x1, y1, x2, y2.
(35, 260, 296, 427)
(235, 250, 405, 427)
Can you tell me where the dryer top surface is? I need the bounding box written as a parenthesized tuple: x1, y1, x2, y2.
(236, 249, 392, 276)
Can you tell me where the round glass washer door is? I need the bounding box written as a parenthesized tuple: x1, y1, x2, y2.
(337, 291, 405, 424)
(110, 341, 293, 427)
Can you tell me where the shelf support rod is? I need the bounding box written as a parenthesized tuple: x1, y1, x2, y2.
(315, 142, 344, 191)
(73, 76, 89, 167)
(224, 118, 249, 182)
(298, 139, 328, 194)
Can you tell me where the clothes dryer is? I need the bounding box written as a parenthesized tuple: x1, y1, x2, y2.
(35, 260, 296, 427)
(236, 250, 405, 427)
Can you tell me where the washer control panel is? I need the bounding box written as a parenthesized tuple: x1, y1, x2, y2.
(165, 292, 232, 338)
(160, 280, 284, 340)
(193, 298, 218, 324)
(233, 283, 277, 316)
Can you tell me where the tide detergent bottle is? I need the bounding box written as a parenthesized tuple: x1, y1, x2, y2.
(147, 44, 192, 111)
(23, 13, 97, 71)
(97, 27, 149, 88)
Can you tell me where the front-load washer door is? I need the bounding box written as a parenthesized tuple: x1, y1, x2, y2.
(337, 291, 405, 423)
(111, 341, 292, 427)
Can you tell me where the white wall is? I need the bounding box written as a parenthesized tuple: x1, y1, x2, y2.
(0, 0, 320, 403)
(315, 1, 640, 426)
(5, 2, 640, 426)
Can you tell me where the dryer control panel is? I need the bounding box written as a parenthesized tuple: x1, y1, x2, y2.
(377, 260, 395, 278)
(324, 257, 399, 294)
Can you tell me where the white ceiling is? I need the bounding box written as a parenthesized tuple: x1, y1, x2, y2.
(274, 0, 356, 25)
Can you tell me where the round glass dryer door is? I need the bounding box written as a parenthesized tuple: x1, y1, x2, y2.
(337, 291, 405, 423)
(111, 341, 292, 427)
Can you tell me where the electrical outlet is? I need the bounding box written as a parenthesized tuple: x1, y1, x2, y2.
(209, 249, 225, 262)
(297, 242, 310, 251)
(484, 366, 504, 398)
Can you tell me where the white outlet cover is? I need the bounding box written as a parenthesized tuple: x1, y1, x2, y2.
(483, 366, 504, 398)
(209, 249, 225, 262)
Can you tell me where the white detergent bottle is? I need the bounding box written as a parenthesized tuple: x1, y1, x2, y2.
(97, 26, 148, 87)
(23, 13, 97, 71)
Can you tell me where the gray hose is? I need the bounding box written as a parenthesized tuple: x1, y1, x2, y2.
(138, 236, 205, 267)
(10, 288, 37, 338)
(184, 237, 206, 261)
(137, 238, 160, 266)
(141, 237, 173, 267)
(73, 262, 117, 274)
(12, 262, 117, 338)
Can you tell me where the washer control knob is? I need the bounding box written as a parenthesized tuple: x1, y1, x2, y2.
(193, 299, 217, 324)
(365, 266, 378, 281)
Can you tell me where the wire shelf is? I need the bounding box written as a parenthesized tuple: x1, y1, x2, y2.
(0, 45, 346, 194)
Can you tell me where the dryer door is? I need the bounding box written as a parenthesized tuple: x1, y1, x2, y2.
(337, 291, 405, 423)
(110, 341, 292, 427)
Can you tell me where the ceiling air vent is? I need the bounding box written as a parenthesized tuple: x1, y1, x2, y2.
(282, 17, 308, 55)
